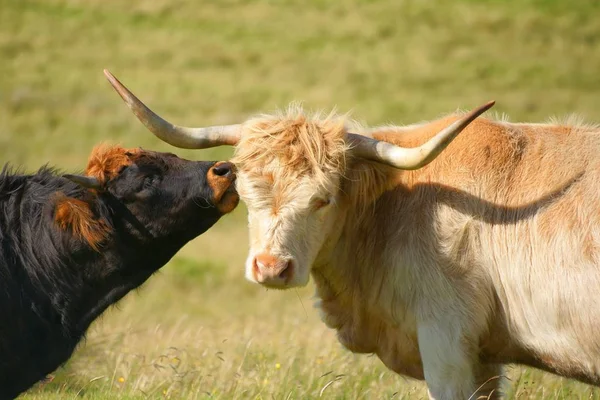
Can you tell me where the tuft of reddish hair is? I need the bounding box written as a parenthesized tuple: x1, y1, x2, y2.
(85, 144, 140, 183)
(54, 193, 110, 252)
(53, 144, 138, 251)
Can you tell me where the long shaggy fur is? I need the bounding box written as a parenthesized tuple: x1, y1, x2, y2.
(232, 104, 351, 191)
(234, 103, 600, 400)
(0, 148, 233, 399)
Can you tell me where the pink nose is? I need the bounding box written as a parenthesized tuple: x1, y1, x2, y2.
(253, 253, 293, 286)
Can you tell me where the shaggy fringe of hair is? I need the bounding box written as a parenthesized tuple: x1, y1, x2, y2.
(231, 103, 355, 190)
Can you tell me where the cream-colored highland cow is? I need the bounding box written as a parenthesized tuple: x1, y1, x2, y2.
(105, 69, 600, 399)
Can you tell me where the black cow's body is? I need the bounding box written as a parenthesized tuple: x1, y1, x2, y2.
(0, 146, 238, 399)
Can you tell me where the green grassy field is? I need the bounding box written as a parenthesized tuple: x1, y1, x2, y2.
(3, 0, 600, 398)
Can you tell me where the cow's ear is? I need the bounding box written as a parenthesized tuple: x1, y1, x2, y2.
(53, 192, 111, 252)
(63, 174, 105, 191)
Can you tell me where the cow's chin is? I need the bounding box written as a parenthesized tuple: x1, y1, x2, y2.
(216, 188, 240, 214)
(271, 269, 310, 290)
(259, 279, 309, 290)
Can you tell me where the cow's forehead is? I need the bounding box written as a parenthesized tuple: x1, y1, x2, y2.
(232, 107, 351, 190)
(85, 144, 141, 183)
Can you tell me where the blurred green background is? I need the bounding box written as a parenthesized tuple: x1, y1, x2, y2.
(3, 0, 600, 398)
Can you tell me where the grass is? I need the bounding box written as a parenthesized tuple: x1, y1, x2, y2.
(2, 0, 600, 398)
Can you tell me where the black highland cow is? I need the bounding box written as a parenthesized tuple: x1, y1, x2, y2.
(0, 144, 238, 399)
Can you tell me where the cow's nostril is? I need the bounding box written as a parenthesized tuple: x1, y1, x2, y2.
(252, 257, 261, 280)
(212, 162, 232, 177)
(278, 260, 293, 282)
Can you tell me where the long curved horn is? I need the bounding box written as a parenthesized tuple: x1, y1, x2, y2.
(103, 69, 241, 149)
(347, 101, 495, 170)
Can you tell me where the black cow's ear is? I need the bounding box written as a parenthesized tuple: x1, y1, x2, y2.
(64, 174, 104, 191)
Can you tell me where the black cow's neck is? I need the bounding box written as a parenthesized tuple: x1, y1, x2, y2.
(74, 266, 152, 333)
(72, 230, 191, 334)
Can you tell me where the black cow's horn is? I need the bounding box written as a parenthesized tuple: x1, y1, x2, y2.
(64, 175, 103, 190)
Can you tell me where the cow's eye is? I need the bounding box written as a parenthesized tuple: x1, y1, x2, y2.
(313, 198, 331, 210)
(142, 175, 155, 190)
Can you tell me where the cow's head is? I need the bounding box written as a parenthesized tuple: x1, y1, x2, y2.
(231, 110, 350, 288)
(102, 70, 493, 288)
(58, 144, 238, 252)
